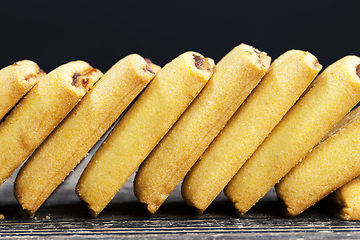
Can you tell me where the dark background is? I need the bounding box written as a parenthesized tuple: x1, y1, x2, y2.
(0, 0, 358, 73)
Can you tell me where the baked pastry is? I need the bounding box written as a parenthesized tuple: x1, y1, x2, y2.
(277, 106, 360, 217)
(76, 52, 214, 217)
(182, 50, 322, 213)
(0, 61, 100, 186)
(224, 55, 360, 215)
(0, 60, 45, 120)
(327, 174, 360, 220)
(14, 54, 159, 216)
(134, 43, 271, 214)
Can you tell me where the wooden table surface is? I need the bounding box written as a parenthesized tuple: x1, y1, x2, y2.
(1, 151, 360, 239)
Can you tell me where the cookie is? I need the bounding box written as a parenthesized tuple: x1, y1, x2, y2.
(14, 54, 159, 216)
(134, 44, 271, 214)
(276, 106, 360, 217)
(0, 60, 99, 186)
(76, 52, 214, 217)
(0, 60, 45, 120)
(224, 55, 360, 215)
(327, 175, 360, 220)
(182, 50, 322, 213)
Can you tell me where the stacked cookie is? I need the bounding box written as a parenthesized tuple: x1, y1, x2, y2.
(2, 43, 360, 220)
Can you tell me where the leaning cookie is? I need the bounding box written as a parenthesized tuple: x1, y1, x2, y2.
(182, 50, 322, 213)
(0, 60, 45, 120)
(276, 106, 360, 217)
(14, 54, 159, 216)
(0, 60, 100, 186)
(76, 52, 214, 217)
(134, 43, 271, 214)
(327, 175, 360, 220)
(224, 55, 360, 215)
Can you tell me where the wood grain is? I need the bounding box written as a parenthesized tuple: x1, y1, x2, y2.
(1, 154, 360, 239)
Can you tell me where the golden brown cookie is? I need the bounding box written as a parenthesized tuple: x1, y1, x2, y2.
(327, 175, 360, 220)
(14, 54, 159, 216)
(276, 106, 360, 217)
(0, 60, 100, 186)
(134, 43, 271, 214)
(224, 55, 360, 215)
(0, 60, 45, 120)
(76, 52, 215, 217)
(182, 50, 322, 213)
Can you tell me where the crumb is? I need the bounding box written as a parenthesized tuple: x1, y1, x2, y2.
(46, 216, 50, 220)
(0, 214, 4, 220)
(34, 217, 37, 220)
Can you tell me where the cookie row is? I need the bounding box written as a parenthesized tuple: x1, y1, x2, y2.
(1, 44, 360, 220)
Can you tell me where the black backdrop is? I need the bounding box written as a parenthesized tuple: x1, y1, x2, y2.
(0, 0, 359, 73)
